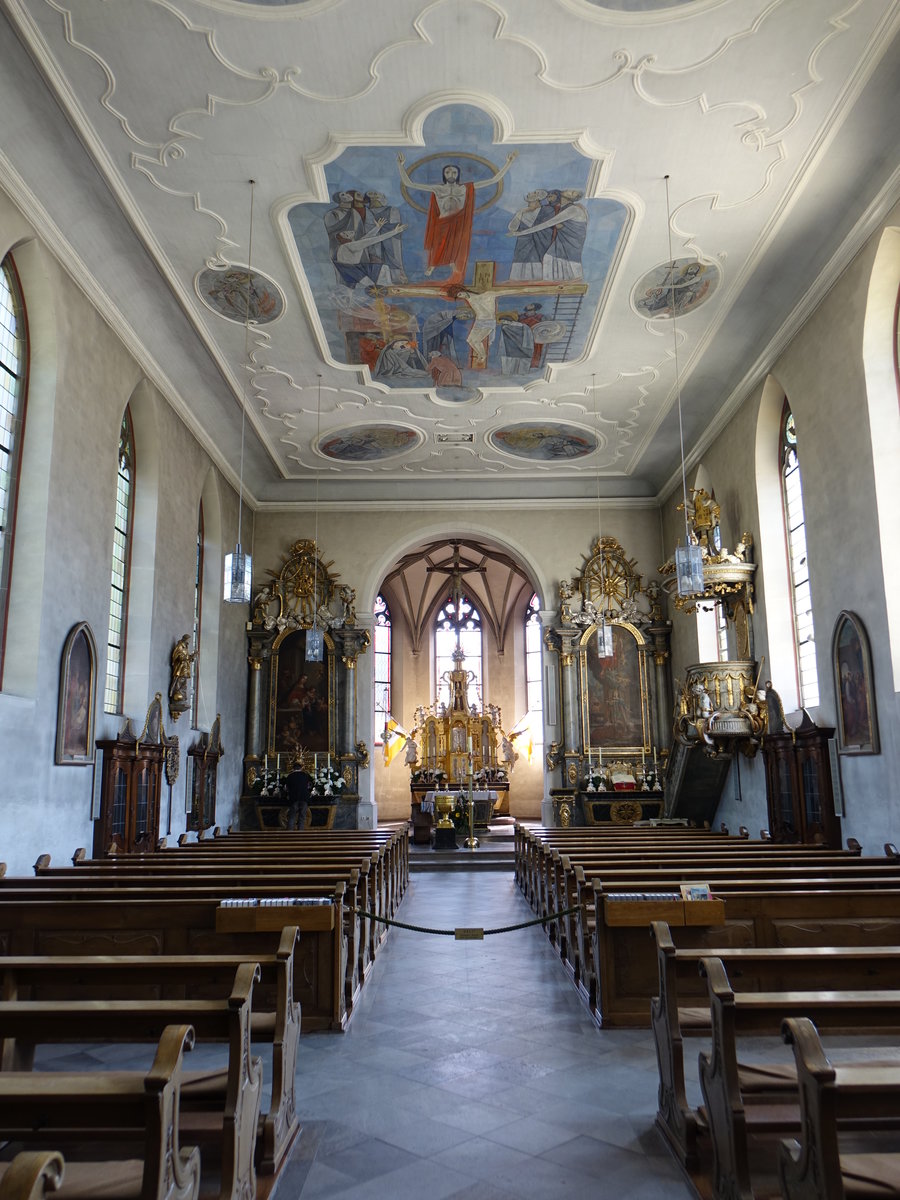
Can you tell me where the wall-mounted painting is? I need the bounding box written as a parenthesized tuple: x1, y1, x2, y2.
(286, 104, 631, 391)
(56, 622, 97, 764)
(580, 623, 649, 751)
(271, 629, 332, 758)
(831, 610, 879, 755)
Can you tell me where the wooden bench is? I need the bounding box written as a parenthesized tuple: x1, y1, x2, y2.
(779, 1016, 900, 1200)
(698, 956, 900, 1200)
(0, 928, 299, 1174)
(0, 1024, 200, 1200)
(0, 886, 350, 1031)
(0, 964, 261, 1200)
(649, 920, 900, 1173)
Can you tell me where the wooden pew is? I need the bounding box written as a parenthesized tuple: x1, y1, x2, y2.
(0, 928, 300, 1175)
(649, 920, 900, 1172)
(0, 1024, 200, 1200)
(779, 1016, 900, 1200)
(0, 1152, 64, 1200)
(697, 956, 900, 1200)
(0, 964, 261, 1200)
(0, 885, 350, 1031)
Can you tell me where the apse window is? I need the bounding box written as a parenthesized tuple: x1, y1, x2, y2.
(781, 405, 818, 708)
(0, 253, 26, 682)
(373, 593, 391, 744)
(434, 594, 482, 709)
(525, 592, 543, 743)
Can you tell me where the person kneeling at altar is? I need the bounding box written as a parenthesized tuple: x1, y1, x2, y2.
(285, 757, 314, 830)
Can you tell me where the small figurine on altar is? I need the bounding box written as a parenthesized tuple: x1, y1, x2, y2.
(404, 734, 418, 767)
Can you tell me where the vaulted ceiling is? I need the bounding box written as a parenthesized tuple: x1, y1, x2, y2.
(2, 0, 898, 507)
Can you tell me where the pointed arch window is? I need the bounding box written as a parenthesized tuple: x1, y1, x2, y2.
(434, 594, 482, 708)
(373, 593, 391, 744)
(191, 502, 204, 728)
(781, 404, 818, 707)
(104, 408, 135, 714)
(0, 254, 26, 683)
(525, 592, 543, 741)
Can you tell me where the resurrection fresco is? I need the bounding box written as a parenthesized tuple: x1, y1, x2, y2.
(632, 258, 719, 320)
(287, 105, 630, 391)
(490, 422, 597, 461)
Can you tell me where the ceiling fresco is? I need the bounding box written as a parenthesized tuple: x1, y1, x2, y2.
(286, 105, 629, 397)
(0, 0, 897, 502)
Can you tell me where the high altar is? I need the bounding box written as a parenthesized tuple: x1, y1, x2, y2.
(239, 539, 370, 829)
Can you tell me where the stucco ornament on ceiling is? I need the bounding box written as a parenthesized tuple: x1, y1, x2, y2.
(286, 105, 630, 394)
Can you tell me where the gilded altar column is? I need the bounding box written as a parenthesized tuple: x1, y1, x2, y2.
(648, 625, 673, 752)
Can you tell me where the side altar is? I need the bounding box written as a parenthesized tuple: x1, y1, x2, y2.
(545, 536, 673, 827)
(239, 539, 370, 830)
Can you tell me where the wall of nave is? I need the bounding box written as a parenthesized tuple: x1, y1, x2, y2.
(0, 193, 250, 876)
(661, 200, 900, 852)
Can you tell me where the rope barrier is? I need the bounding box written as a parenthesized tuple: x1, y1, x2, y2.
(345, 904, 582, 939)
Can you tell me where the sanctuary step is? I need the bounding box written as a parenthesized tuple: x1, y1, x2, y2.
(407, 824, 516, 872)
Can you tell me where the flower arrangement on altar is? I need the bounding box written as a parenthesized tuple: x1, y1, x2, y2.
(410, 767, 447, 787)
(312, 765, 345, 799)
(474, 766, 508, 787)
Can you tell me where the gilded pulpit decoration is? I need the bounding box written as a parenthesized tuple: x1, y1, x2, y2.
(659, 484, 766, 762)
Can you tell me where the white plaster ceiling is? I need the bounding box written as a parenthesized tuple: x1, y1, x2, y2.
(1, 0, 899, 507)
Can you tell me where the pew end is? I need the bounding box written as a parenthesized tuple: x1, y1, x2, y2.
(0, 1152, 65, 1200)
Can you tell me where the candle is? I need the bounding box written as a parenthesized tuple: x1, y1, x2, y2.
(653, 749, 658, 768)
(598, 747, 602, 766)
(313, 752, 317, 772)
(327, 753, 331, 770)
(277, 753, 281, 774)
(467, 735, 472, 754)
(264, 753, 268, 775)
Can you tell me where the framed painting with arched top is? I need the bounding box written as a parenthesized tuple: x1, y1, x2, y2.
(270, 627, 335, 761)
(56, 622, 97, 765)
(579, 621, 651, 754)
(831, 611, 879, 755)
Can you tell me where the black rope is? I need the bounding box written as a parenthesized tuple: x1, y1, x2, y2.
(345, 904, 581, 937)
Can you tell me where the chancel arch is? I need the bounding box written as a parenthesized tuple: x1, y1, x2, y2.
(863, 225, 900, 690)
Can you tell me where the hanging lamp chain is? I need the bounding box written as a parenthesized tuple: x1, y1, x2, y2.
(664, 175, 692, 547)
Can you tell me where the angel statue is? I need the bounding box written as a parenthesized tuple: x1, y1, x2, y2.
(168, 635, 196, 716)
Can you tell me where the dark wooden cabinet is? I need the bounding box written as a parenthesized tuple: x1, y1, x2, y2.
(187, 722, 223, 833)
(762, 713, 841, 847)
(93, 736, 163, 855)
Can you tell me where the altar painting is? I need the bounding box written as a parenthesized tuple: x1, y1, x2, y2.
(286, 104, 630, 391)
(581, 623, 648, 751)
(271, 629, 332, 756)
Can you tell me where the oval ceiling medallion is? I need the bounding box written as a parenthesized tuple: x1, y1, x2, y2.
(632, 257, 719, 320)
(196, 266, 285, 325)
(587, 0, 698, 9)
(317, 425, 419, 462)
(489, 422, 598, 461)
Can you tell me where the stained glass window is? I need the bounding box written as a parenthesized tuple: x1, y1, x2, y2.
(781, 405, 819, 707)
(373, 593, 391, 743)
(434, 593, 482, 709)
(525, 592, 543, 742)
(0, 254, 26, 682)
(104, 409, 134, 713)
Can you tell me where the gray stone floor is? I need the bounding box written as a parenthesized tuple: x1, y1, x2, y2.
(275, 871, 695, 1200)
